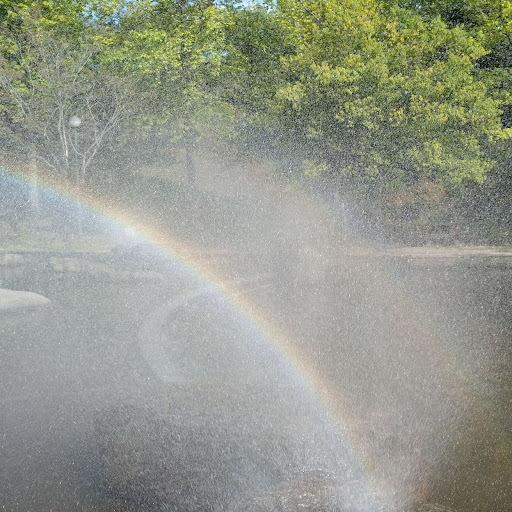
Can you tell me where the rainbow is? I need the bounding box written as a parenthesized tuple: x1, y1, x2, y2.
(0, 165, 378, 482)
(2, 163, 510, 509)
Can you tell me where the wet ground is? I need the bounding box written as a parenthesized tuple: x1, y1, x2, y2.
(1, 251, 511, 511)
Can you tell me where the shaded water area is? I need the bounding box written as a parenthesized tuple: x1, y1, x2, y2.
(1, 249, 511, 511)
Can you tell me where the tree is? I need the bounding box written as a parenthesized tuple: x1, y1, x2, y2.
(383, 1, 512, 124)
(267, 0, 508, 194)
(0, 1, 137, 185)
(100, 0, 235, 186)
(224, 4, 292, 147)
(391, 0, 512, 242)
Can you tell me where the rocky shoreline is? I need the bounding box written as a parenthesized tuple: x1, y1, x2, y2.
(1, 245, 512, 277)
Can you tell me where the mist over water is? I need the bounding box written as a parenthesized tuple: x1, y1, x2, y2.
(1, 0, 511, 507)
(1, 164, 511, 512)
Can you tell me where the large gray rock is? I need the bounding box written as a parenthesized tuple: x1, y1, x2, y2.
(0, 288, 50, 311)
(94, 384, 355, 511)
(230, 480, 459, 512)
(413, 505, 458, 512)
(227, 477, 378, 512)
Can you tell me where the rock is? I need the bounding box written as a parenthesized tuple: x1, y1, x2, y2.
(228, 481, 462, 512)
(0, 288, 51, 311)
(94, 384, 353, 511)
(227, 477, 378, 512)
(411, 505, 459, 512)
(230, 482, 461, 512)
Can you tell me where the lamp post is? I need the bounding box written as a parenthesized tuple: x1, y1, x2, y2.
(69, 115, 82, 237)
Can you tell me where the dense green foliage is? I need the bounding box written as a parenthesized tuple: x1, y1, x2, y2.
(1, 0, 511, 243)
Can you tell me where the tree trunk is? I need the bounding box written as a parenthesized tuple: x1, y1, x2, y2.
(184, 122, 196, 187)
(185, 141, 196, 187)
(29, 153, 40, 228)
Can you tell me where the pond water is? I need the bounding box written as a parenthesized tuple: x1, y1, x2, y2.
(1, 253, 511, 511)
(388, 260, 512, 510)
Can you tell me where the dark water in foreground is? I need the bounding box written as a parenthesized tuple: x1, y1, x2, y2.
(1, 254, 511, 511)
(386, 260, 512, 510)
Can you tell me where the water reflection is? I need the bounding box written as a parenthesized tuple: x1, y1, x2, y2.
(1, 239, 511, 511)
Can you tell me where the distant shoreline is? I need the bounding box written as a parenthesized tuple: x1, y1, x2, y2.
(2, 244, 512, 259)
(380, 245, 512, 257)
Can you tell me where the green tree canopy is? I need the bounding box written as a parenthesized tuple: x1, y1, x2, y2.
(262, 0, 509, 192)
(0, 0, 138, 182)
(1, 0, 511, 241)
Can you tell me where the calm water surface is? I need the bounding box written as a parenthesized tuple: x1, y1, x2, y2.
(1, 255, 511, 511)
